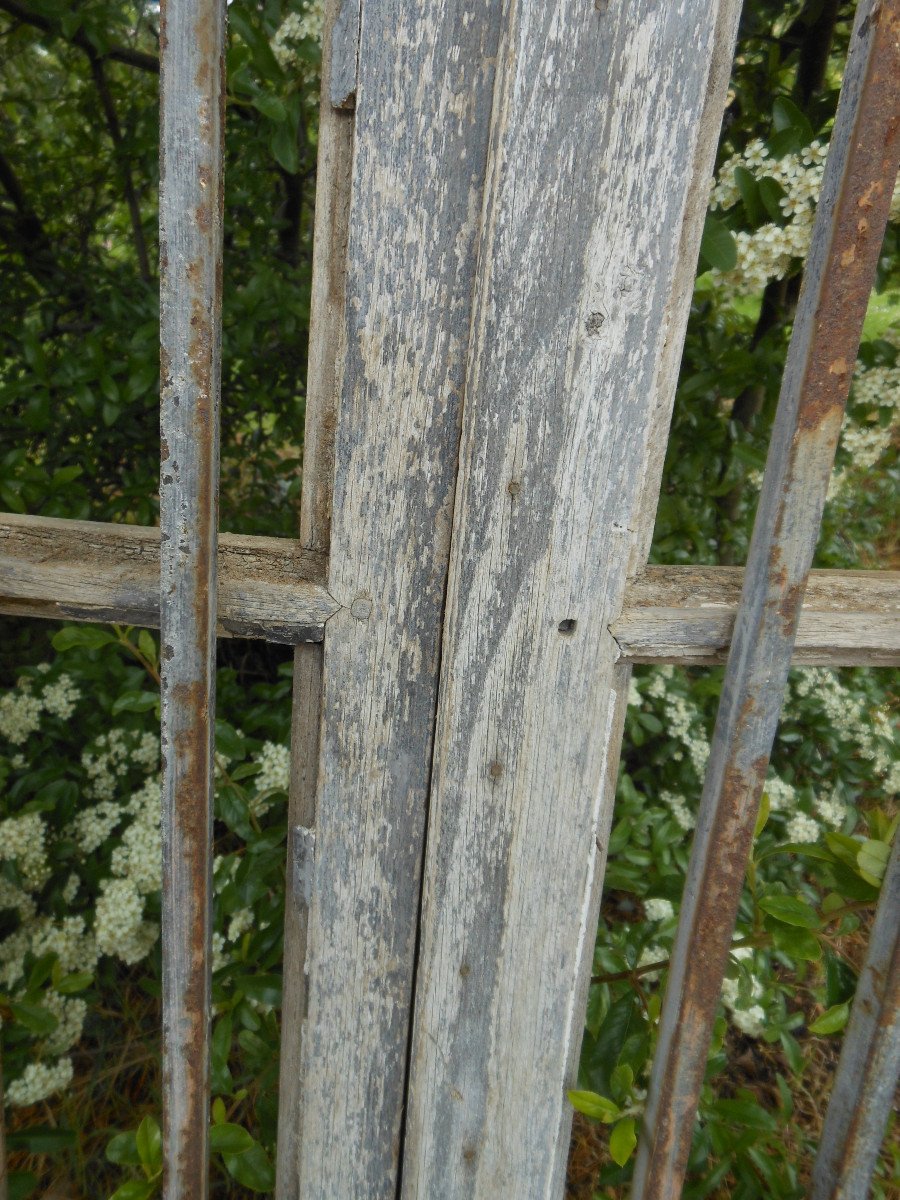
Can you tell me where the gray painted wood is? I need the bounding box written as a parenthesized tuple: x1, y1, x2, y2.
(810, 832, 900, 1200)
(158, 0, 226, 1192)
(329, 0, 360, 109)
(275, 0, 355, 1189)
(0, 513, 335, 639)
(2, 514, 896, 666)
(294, 0, 506, 1192)
(633, 3, 900, 1195)
(401, 3, 741, 1196)
(611, 566, 900, 667)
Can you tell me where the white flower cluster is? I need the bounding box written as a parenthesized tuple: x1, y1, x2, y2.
(0, 812, 50, 890)
(272, 1, 324, 70)
(82, 728, 159, 801)
(828, 359, 899, 501)
(661, 790, 695, 833)
(791, 668, 899, 792)
(721, 947, 766, 1037)
(6, 1057, 74, 1108)
(709, 140, 828, 293)
(251, 741, 291, 815)
(643, 897, 674, 922)
(644, 667, 711, 777)
(0, 671, 82, 745)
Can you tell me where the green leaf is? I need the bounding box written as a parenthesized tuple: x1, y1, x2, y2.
(210, 1122, 255, 1155)
(10, 1000, 59, 1036)
(9, 1171, 39, 1200)
(109, 1183, 157, 1200)
(699, 215, 737, 272)
(770, 923, 821, 962)
(609, 1063, 633, 1103)
(754, 791, 770, 838)
(56, 970, 94, 994)
(809, 1001, 850, 1035)
(112, 690, 159, 715)
(772, 96, 814, 143)
(856, 838, 890, 885)
(609, 1117, 637, 1167)
(270, 122, 300, 175)
(733, 165, 763, 225)
(758, 894, 819, 929)
(51, 625, 116, 652)
(757, 176, 787, 222)
(222, 1140, 276, 1191)
(252, 93, 287, 123)
(567, 1090, 620, 1124)
(137, 629, 158, 665)
(234, 974, 282, 1007)
(7, 1126, 76, 1153)
(212, 1096, 227, 1125)
(136, 1114, 162, 1176)
(106, 1130, 141, 1166)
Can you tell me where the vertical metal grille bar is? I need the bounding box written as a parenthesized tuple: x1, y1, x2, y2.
(810, 833, 900, 1199)
(631, 3, 900, 1197)
(159, 0, 226, 1192)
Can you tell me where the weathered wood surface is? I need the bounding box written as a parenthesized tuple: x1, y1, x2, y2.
(294, 0, 506, 1194)
(158, 0, 226, 1191)
(810, 832, 900, 1200)
(275, 0, 354, 1188)
(402, 3, 742, 1196)
(0, 513, 335, 639)
(633, 4, 900, 1196)
(3, 514, 896, 668)
(613, 565, 900, 666)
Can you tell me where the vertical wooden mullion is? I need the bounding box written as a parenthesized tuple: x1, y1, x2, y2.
(274, 0, 353, 1189)
(809, 833, 900, 1200)
(401, 3, 741, 1195)
(292, 1, 507, 1194)
(632, 4, 900, 1196)
(158, 0, 226, 1192)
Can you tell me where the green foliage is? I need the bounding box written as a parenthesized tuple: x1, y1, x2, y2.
(0, 0, 318, 534)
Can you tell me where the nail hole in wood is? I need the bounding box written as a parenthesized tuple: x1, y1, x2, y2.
(558, 618, 577, 634)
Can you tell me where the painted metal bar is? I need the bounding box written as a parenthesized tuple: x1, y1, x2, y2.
(158, 0, 226, 1192)
(631, 3, 900, 1197)
(810, 833, 900, 1199)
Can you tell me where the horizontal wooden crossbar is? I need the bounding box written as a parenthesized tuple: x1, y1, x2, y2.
(0, 513, 337, 642)
(1, 513, 897, 665)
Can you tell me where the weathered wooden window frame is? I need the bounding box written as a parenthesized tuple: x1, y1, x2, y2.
(0, 0, 897, 1197)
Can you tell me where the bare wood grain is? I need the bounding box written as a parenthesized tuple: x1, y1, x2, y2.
(294, 0, 506, 1192)
(402, 3, 742, 1196)
(0, 513, 335, 639)
(613, 566, 900, 666)
(275, 0, 355, 1188)
(3, 515, 894, 667)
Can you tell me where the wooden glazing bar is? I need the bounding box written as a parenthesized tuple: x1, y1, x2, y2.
(0, 514, 335, 639)
(158, 0, 226, 1192)
(631, 5, 900, 1197)
(293, 0, 508, 1193)
(1, 511, 897, 666)
(809, 833, 900, 1200)
(401, 2, 742, 1196)
(274, 0, 354, 1189)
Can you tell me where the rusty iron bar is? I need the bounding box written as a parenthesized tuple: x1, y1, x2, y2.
(158, 0, 226, 1192)
(630, 2, 900, 1197)
(809, 833, 900, 1199)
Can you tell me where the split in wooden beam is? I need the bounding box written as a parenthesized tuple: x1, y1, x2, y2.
(2, 514, 897, 665)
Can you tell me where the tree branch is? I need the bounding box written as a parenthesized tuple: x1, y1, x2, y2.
(0, 0, 159, 73)
(86, 49, 152, 281)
